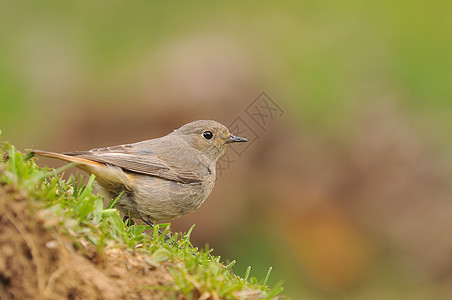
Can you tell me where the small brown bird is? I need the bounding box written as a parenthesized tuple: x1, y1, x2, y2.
(31, 120, 247, 224)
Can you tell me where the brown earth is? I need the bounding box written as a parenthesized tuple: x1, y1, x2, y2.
(0, 184, 182, 300)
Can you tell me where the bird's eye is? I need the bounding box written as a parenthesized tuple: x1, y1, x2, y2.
(203, 131, 213, 140)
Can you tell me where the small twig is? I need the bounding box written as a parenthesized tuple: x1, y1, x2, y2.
(45, 266, 67, 292)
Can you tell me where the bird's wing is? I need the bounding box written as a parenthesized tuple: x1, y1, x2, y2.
(64, 144, 202, 184)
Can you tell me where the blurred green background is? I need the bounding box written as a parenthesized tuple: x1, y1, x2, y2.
(1, 1, 452, 298)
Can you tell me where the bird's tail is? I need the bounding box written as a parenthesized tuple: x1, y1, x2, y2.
(27, 149, 103, 168)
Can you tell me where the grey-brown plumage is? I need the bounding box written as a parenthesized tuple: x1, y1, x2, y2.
(30, 120, 247, 223)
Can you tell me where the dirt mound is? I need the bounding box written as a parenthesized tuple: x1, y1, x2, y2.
(0, 185, 179, 299)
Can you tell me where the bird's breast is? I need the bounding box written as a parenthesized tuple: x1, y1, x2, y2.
(131, 172, 215, 222)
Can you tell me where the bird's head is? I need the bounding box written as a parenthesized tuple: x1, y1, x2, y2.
(171, 120, 248, 161)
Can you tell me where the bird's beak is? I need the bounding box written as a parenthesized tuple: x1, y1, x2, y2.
(225, 135, 248, 144)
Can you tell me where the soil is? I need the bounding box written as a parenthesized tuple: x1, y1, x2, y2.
(0, 184, 182, 300)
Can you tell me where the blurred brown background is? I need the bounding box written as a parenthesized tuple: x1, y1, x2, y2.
(1, 1, 452, 298)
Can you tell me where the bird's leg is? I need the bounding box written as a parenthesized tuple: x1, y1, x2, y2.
(140, 218, 194, 254)
(141, 217, 172, 242)
(141, 217, 154, 228)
